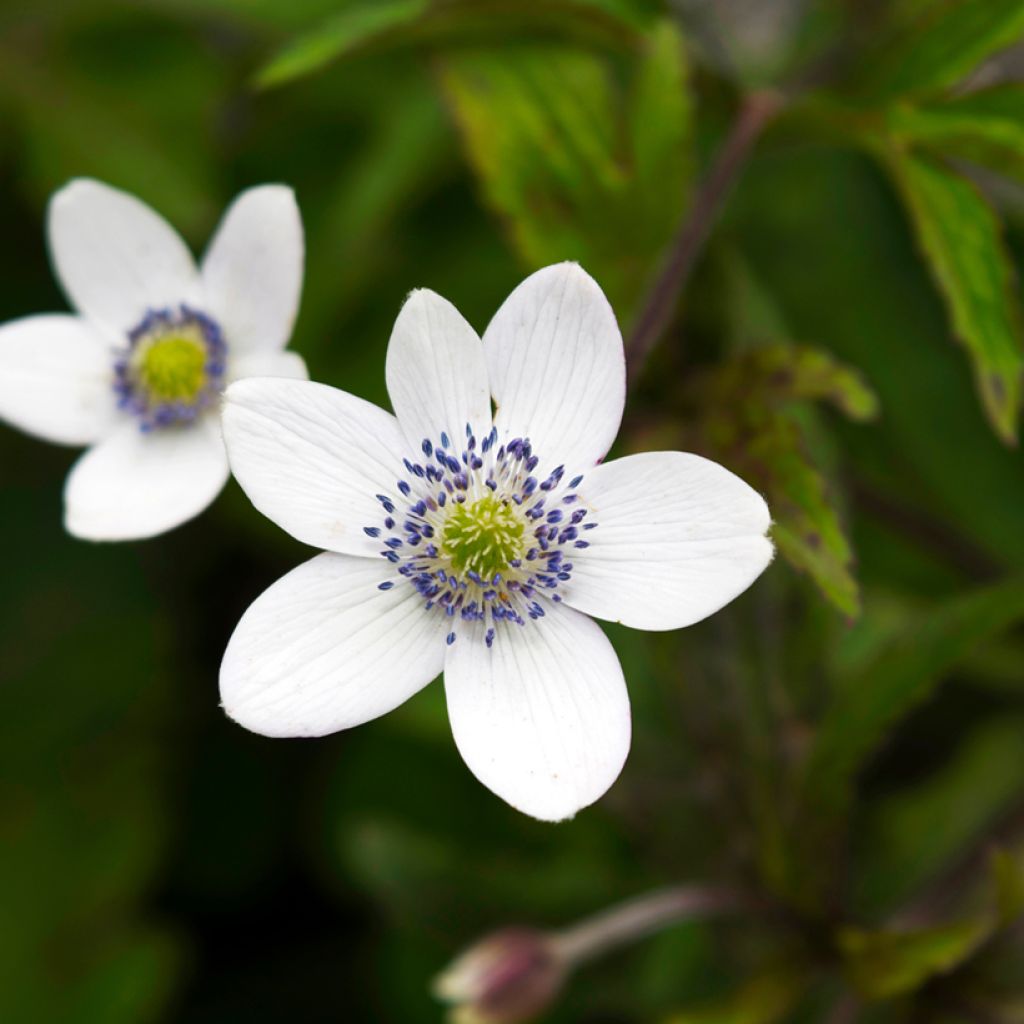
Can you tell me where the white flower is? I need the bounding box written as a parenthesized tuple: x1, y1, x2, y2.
(220, 263, 772, 821)
(0, 178, 307, 540)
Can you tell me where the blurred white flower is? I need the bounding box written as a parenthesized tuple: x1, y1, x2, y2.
(0, 179, 307, 540)
(220, 263, 772, 820)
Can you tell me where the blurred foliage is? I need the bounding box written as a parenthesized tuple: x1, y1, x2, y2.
(1, 0, 1024, 1022)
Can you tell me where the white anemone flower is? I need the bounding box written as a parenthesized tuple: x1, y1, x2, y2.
(220, 263, 772, 821)
(0, 178, 307, 540)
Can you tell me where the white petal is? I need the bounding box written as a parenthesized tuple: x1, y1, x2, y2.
(201, 185, 304, 353)
(561, 451, 773, 630)
(222, 378, 408, 556)
(385, 288, 492, 450)
(64, 416, 228, 541)
(220, 552, 447, 737)
(0, 315, 120, 445)
(47, 179, 198, 336)
(483, 263, 625, 475)
(444, 607, 631, 821)
(229, 348, 308, 383)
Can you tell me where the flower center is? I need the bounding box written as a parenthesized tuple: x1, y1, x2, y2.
(114, 305, 227, 431)
(366, 426, 597, 649)
(442, 494, 525, 580)
(133, 334, 207, 403)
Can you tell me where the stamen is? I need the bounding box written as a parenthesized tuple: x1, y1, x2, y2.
(114, 304, 226, 431)
(362, 429, 596, 648)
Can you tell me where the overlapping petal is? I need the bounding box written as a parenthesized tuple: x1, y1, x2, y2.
(48, 178, 199, 336)
(560, 452, 773, 630)
(220, 552, 448, 737)
(385, 288, 492, 451)
(483, 263, 625, 475)
(222, 378, 407, 556)
(202, 185, 304, 354)
(0, 314, 120, 445)
(444, 606, 631, 822)
(64, 415, 228, 541)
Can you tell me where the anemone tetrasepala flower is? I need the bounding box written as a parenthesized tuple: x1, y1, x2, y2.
(0, 178, 307, 540)
(220, 263, 772, 821)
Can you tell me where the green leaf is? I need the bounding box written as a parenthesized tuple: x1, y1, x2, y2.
(863, 0, 1024, 100)
(256, 0, 649, 89)
(883, 148, 1023, 445)
(257, 0, 429, 88)
(629, 18, 694, 242)
(888, 85, 1024, 182)
(441, 22, 693, 320)
(746, 345, 880, 421)
(758, 417, 862, 618)
(694, 343, 877, 617)
(839, 917, 992, 999)
(797, 576, 1024, 886)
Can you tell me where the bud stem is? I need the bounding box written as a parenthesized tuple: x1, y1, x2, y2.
(550, 884, 754, 967)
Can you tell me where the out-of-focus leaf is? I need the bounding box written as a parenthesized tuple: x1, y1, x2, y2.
(852, 718, 1024, 915)
(991, 849, 1024, 927)
(257, 0, 649, 89)
(861, 0, 1024, 100)
(665, 963, 809, 1024)
(300, 79, 453, 352)
(630, 19, 694, 240)
(735, 145, 1024, 570)
(888, 85, 1024, 182)
(797, 576, 1024, 886)
(440, 20, 692, 320)
(257, 0, 429, 88)
(693, 344, 877, 616)
(839, 918, 991, 999)
(0, 28, 218, 231)
(883, 149, 1022, 445)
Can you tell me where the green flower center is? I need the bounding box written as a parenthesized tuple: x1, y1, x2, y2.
(133, 334, 208, 403)
(442, 494, 526, 580)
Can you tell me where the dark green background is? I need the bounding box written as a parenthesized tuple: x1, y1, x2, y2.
(1, 1, 1023, 1021)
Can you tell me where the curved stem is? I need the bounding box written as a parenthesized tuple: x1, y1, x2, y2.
(625, 89, 784, 385)
(549, 884, 756, 967)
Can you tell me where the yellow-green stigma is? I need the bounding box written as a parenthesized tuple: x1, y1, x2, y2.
(133, 334, 208, 403)
(442, 494, 525, 580)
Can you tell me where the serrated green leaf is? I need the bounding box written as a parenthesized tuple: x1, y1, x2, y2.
(839, 917, 992, 999)
(695, 343, 877, 617)
(863, 0, 1024, 100)
(884, 149, 1023, 445)
(257, 0, 429, 88)
(757, 417, 862, 618)
(888, 85, 1024, 182)
(441, 24, 693, 319)
(797, 576, 1024, 890)
(750, 345, 880, 420)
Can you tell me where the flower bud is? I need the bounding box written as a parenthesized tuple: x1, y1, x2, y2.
(433, 927, 566, 1023)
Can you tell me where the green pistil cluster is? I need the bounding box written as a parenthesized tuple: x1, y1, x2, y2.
(442, 494, 525, 580)
(132, 333, 208, 404)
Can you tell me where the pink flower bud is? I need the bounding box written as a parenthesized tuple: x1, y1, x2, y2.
(433, 927, 566, 1023)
